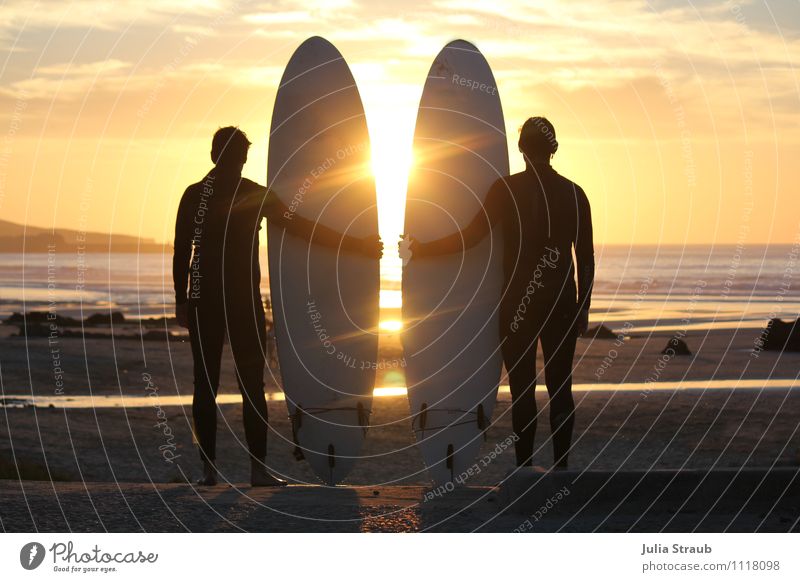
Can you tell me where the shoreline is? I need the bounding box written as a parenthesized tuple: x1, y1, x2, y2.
(2, 379, 800, 411)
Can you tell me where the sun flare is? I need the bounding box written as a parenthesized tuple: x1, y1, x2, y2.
(378, 319, 403, 332)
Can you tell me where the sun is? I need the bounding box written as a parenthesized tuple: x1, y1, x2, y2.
(370, 117, 414, 249)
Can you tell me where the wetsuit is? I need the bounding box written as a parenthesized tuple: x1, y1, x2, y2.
(174, 168, 367, 465)
(173, 169, 272, 465)
(417, 162, 594, 467)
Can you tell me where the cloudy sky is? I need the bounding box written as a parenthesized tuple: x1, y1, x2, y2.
(0, 0, 798, 246)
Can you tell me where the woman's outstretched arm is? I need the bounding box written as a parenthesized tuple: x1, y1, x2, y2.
(409, 177, 508, 258)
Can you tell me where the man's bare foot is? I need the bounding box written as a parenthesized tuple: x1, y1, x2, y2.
(251, 459, 287, 487)
(196, 460, 218, 486)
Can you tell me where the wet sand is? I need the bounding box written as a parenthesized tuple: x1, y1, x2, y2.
(2, 319, 798, 397)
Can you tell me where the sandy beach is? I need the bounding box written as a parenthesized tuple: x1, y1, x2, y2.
(2, 318, 798, 531)
(2, 324, 799, 483)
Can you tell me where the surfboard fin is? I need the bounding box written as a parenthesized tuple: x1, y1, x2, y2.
(357, 401, 369, 436)
(291, 405, 305, 461)
(417, 403, 428, 437)
(476, 403, 487, 441)
(446, 443, 454, 483)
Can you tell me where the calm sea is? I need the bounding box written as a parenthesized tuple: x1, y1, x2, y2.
(1, 245, 798, 332)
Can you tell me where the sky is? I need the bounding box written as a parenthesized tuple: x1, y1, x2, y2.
(0, 0, 798, 248)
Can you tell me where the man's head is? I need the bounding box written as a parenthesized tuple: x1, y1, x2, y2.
(518, 116, 558, 163)
(211, 126, 251, 170)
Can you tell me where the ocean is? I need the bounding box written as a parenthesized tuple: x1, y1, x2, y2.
(1, 244, 798, 332)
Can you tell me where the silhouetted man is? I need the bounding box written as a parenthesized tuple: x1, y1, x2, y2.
(174, 127, 382, 486)
(406, 117, 594, 469)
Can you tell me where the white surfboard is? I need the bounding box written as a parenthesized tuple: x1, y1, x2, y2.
(402, 40, 508, 486)
(267, 37, 379, 485)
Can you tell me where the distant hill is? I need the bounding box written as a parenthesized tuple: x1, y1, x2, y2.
(0, 219, 169, 253)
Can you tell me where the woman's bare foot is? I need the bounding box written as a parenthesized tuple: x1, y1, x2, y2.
(196, 460, 218, 486)
(251, 459, 287, 487)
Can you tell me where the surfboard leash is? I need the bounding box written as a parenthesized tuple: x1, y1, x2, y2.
(412, 403, 488, 440)
(289, 402, 373, 461)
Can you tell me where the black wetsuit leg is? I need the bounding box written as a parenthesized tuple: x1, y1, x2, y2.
(539, 303, 578, 469)
(189, 293, 269, 463)
(503, 338, 538, 466)
(500, 302, 541, 467)
(501, 293, 578, 468)
(188, 301, 225, 464)
(226, 292, 269, 460)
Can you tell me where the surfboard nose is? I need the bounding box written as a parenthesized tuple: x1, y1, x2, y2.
(295, 35, 339, 54)
(442, 38, 480, 52)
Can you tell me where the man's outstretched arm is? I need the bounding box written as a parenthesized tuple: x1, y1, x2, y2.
(240, 186, 382, 258)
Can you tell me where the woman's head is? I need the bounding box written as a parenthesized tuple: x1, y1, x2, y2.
(518, 117, 558, 162)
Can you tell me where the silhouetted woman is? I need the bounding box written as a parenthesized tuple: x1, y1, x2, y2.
(406, 117, 593, 469)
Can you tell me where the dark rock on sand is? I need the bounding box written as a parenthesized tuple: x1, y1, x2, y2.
(5, 310, 127, 329)
(584, 324, 617, 339)
(758, 318, 800, 352)
(662, 336, 692, 356)
(4, 311, 81, 327)
(84, 312, 126, 326)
